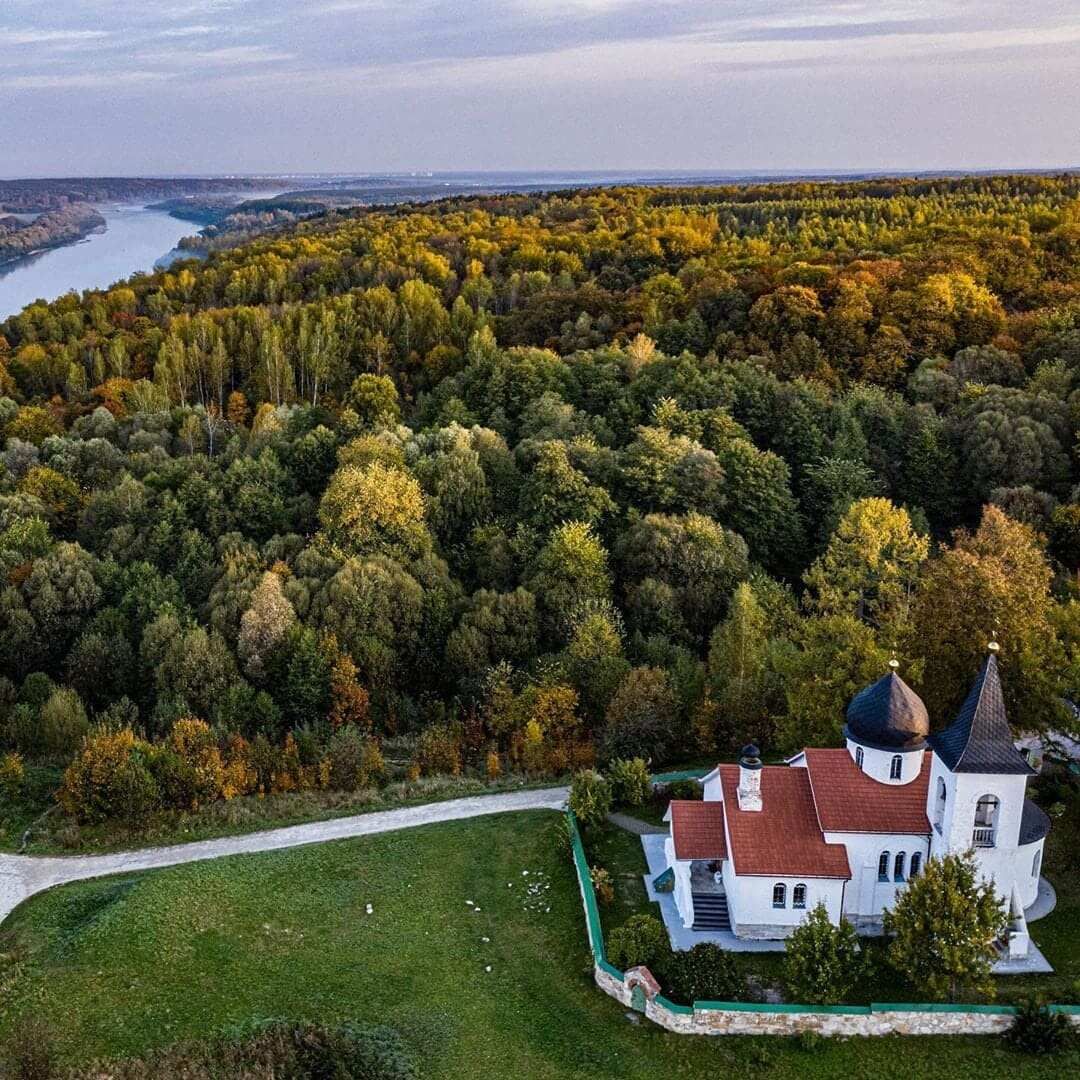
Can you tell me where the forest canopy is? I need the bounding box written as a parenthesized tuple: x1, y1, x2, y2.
(2, 175, 1080, 820)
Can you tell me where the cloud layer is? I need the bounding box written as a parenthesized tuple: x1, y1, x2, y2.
(2, 1, 1078, 174)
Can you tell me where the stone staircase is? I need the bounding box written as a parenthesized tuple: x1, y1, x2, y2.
(691, 891, 731, 931)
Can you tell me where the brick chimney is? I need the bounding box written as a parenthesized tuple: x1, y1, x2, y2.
(737, 743, 763, 812)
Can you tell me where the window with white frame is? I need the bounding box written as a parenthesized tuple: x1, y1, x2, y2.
(910, 852, 922, 877)
(793, 883, 807, 909)
(855, 746, 864, 770)
(894, 851, 906, 880)
(878, 850, 890, 881)
(890, 754, 902, 780)
(772, 883, 786, 908)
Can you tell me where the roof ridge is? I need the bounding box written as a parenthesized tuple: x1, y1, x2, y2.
(800, 748, 829, 835)
(953, 657, 990, 767)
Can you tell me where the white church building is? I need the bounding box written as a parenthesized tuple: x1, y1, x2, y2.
(661, 646, 1050, 958)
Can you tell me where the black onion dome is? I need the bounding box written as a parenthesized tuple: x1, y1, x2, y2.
(844, 671, 929, 751)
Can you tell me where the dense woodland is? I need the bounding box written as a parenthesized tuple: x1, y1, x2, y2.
(2, 175, 1080, 821)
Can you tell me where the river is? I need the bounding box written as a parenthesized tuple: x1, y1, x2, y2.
(0, 204, 199, 320)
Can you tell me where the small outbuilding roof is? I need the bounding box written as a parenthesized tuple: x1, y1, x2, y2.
(669, 800, 727, 860)
(845, 671, 929, 751)
(718, 765, 851, 880)
(803, 748, 932, 835)
(928, 653, 1034, 775)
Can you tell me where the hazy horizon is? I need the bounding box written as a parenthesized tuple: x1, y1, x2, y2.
(4, 2, 1079, 176)
(3, 167, 1080, 183)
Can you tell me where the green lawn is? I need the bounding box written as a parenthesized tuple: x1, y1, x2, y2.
(0, 812, 1075, 1079)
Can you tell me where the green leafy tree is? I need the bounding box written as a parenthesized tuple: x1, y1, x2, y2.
(528, 521, 612, 642)
(884, 851, 1007, 1002)
(911, 505, 1064, 728)
(606, 757, 651, 807)
(319, 463, 430, 561)
(599, 666, 679, 764)
(707, 582, 775, 746)
(606, 914, 668, 971)
(344, 374, 401, 428)
(775, 614, 892, 750)
(804, 497, 928, 634)
(521, 441, 615, 533)
(660, 943, 745, 1004)
(783, 903, 863, 1005)
(568, 768, 612, 830)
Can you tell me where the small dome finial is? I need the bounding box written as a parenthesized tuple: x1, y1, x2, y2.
(888, 650, 899, 671)
(988, 624, 1000, 654)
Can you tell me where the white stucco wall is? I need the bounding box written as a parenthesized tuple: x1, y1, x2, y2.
(701, 772, 722, 802)
(927, 754, 1038, 907)
(845, 739, 925, 784)
(826, 830, 930, 927)
(663, 836, 696, 926)
(727, 873, 845, 938)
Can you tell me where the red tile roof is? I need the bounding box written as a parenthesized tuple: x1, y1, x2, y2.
(718, 765, 851, 879)
(670, 800, 727, 860)
(803, 748, 932, 835)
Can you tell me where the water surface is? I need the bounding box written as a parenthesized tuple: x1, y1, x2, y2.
(0, 204, 197, 320)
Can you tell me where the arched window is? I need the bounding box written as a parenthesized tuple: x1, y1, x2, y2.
(934, 777, 947, 832)
(1032, 850, 1041, 878)
(894, 851, 906, 880)
(793, 883, 807, 909)
(910, 852, 922, 877)
(890, 754, 902, 781)
(973, 794, 999, 847)
(878, 850, 890, 882)
(772, 883, 786, 908)
(855, 746, 864, 771)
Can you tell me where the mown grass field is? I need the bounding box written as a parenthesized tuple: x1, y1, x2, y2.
(0, 812, 1075, 1079)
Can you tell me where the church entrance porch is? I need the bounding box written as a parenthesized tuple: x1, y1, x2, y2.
(690, 859, 725, 895)
(689, 858, 729, 931)
(642, 834, 786, 952)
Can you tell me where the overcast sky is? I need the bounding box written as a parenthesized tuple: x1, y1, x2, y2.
(3, 1, 1078, 176)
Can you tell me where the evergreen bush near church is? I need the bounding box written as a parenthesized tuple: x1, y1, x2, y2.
(783, 903, 863, 1005)
(607, 914, 668, 971)
(1005, 997, 1074, 1055)
(568, 768, 612, 830)
(883, 851, 1008, 1001)
(660, 943, 746, 1004)
(606, 757, 651, 808)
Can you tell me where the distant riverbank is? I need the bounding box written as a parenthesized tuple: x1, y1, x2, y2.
(0, 204, 106, 268)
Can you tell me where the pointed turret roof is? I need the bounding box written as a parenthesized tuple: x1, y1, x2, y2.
(927, 652, 1034, 775)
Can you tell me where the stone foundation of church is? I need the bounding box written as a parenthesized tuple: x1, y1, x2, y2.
(730, 921, 795, 940)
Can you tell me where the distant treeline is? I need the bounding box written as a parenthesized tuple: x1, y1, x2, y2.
(0, 177, 301, 214)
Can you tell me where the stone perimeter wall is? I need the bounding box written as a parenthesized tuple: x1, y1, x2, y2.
(569, 810, 1080, 1038)
(595, 965, 1080, 1036)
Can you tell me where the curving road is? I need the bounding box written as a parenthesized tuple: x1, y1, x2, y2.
(0, 786, 567, 925)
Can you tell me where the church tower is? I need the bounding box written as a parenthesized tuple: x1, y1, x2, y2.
(925, 643, 1048, 909)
